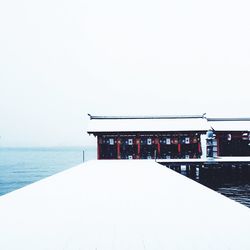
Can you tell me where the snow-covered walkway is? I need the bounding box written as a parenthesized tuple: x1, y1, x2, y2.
(0, 160, 250, 250)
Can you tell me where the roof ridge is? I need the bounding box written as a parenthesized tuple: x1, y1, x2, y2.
(207, 118, 250, 121)
(88, 114, 206, 120)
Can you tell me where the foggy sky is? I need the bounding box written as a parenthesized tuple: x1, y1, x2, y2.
(0, 0, 250, 147)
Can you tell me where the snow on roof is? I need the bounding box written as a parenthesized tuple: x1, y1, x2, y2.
(88, 114, 206, 120)
(87, 115, 209, 133)
(87, 115, 250, 133)
(208, 118, 250, 131)
(0, 160, 250, 250)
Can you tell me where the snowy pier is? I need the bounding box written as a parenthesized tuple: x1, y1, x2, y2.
(157, 157, 250, 176)
(157, 156, 250, 168)
(0, 160, 250, 249)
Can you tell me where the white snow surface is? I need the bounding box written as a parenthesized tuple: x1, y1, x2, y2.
(156, 156, 250, 163)
(0, 160, 250, 250)
(87, 118, 209, 133)
(208, 120, 250, 131)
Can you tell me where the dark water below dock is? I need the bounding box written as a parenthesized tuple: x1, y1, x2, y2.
(180, 166, 250, 208)
(216, 183, 250, 208)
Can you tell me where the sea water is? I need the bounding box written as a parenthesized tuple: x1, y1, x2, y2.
(0, 147, 96, 196)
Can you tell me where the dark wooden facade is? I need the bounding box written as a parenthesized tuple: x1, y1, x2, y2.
(207, 118, 250, 157)
(215, 131, 250, 156)
(96, 132, 202, 160)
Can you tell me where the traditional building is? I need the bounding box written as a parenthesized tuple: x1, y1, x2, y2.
(207, 118, 250, 157)
(87, 114, 209, 160)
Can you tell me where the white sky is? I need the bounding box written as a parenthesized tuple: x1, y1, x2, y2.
(0, 0, 250, 147)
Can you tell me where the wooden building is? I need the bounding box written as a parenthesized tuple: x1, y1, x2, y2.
(207, 118, 250, 157)
(87, 115, 209, 160)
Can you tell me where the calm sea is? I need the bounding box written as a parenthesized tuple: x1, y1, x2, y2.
(0, 147, 249, 208)
(0, 147, 96, 196)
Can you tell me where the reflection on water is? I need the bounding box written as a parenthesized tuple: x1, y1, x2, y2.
(180, 165, 250, 208)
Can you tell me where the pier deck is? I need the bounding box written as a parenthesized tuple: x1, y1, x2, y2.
(157, 156, 250, 166)
(0, 160, 250, 249)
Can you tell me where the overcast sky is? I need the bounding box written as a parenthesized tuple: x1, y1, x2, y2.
(0, 0, 250, 147)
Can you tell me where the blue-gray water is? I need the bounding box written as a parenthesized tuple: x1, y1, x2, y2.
(0, 147, 96, 196)
(0, 147, 249, 209)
